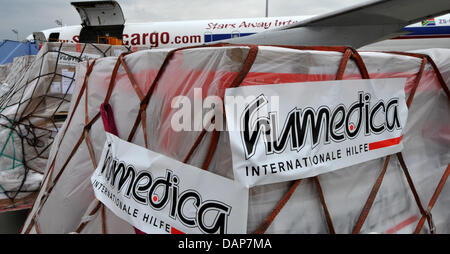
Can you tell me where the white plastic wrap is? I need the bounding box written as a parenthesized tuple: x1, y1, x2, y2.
(0, 42, 149, 211)
(0, 55, 35, 100)
(0, 63, 12, 83)
(21, 46, 449, 233)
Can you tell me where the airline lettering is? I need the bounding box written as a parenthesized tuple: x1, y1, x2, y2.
(437, 18, 450, 24)
(68, 18, 301, 47)
(73, 32, 202, 47)
(119, 32, 203, 47)
(206, 19, 299, 30)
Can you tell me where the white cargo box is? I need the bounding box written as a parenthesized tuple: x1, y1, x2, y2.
(21, 45, 449, 234)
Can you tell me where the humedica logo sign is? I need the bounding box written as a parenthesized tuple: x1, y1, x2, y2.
(91, 133, 248, 234)
(225, 79, 408, 187)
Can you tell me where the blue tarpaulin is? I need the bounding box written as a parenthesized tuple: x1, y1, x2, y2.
(0, 40, 39, 65)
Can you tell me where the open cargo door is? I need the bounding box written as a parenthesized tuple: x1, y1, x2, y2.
(32, 32, 47, 44)
(71, 1, 125, 44)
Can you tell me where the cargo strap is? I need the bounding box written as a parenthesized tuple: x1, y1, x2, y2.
(414, 164, 449, 233)
(397, 152, 435, 234)
(181, 44, 259, 170)
(254, 179, 302, 234)
(98, 101, 142, 234)
(77, 44, 259, 234)
(251, 46, 449, 234)
(255, 46, 369, 234)
(353, 53, 450, 234)
(352, 56, 427, 233)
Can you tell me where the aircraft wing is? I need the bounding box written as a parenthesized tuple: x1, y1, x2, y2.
(225, 0, 450, 48)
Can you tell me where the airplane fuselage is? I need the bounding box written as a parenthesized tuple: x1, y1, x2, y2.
(28, 14, 450, 50)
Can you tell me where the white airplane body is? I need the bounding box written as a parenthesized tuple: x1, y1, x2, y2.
(27, 0, 450, 51)
(29, 14, 450, 51)
(29, 16, 311, 47)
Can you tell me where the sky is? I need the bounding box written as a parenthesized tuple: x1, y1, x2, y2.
(0, 0, 368, 41)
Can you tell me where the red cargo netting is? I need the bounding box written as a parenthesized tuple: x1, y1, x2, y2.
(21, 44, 450, 234)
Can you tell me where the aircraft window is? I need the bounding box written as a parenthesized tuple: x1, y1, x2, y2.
(48, 32, 60, 42)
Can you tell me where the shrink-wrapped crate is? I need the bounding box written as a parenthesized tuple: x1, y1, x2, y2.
(21, 45, 449, 234)
(0, 55, 36, 102)
(0, 63, 12, 83)
(0, 42, 149, 212)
